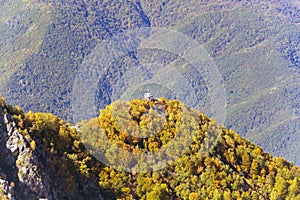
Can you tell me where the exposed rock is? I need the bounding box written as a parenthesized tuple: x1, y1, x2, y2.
(0, 100, 105, 199)
(0, 107, 51, 199)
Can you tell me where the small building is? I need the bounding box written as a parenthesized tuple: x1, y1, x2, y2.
(144, 92, 154, 101)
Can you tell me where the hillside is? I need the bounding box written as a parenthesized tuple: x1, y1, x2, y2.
(0, 98, 104, 199)
(137, 0, 300, 165)
(0, 0, 299, 166)
(0, 98, 300, 199)
(0, 0, 150, 121)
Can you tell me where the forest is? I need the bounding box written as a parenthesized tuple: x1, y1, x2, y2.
(1, 97, 299, 199)
(0, 0, 298, 166)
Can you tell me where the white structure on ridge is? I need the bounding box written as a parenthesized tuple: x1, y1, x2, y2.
(144, 92, 154, 101)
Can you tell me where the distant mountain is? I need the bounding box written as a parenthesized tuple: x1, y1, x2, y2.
(0, 98, 299, 199)
(0, 0, 299, 166)
(0, 0, 150, 121)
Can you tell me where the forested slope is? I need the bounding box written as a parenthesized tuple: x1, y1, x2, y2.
(0, 0, 299, 165)
(138, 0, 300, 165)
(1, 98, 299, 199)
(1, 0, 150, 121)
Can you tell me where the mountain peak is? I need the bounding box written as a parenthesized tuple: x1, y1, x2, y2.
(0, 98, 299, 199)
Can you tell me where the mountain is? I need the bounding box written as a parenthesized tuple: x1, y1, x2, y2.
(0, 98, 105, 199)
(0, 0, 150, 121)
(0, 98, 299, 199)
(0, 0, 299, 165)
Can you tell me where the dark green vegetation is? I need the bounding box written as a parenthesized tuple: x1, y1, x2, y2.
(0, 0, 150, 120)
(0, 0, 299, 166)
(1, 98, 300, 199)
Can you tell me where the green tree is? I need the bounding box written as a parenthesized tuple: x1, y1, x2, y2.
(288, 178, 300, 198)
(271, 176, 288, 200)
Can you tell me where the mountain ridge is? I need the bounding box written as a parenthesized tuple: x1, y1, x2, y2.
(0, 97, 299, 199)
(0, 0, 299, 165)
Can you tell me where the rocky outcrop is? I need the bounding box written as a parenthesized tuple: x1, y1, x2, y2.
(0, 171, 15, 200)
(0, 100, 106, 199)
(0, 106, 51, 199)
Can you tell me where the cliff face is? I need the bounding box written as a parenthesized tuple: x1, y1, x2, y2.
(0, 103, 51, 199)
(0, 99, 104, 200)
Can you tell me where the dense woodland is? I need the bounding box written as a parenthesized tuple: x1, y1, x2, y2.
(1, 98, 299, 199)
(0, 0, 299, 166)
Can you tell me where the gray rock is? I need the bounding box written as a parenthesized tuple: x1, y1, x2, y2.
(0, 108, 51, 199)
(0, 103, 104, 199)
